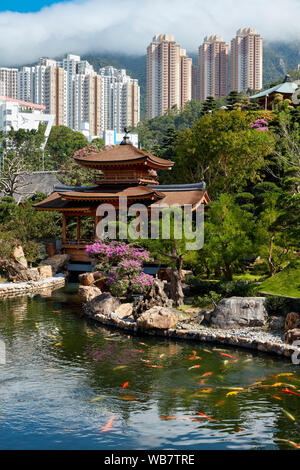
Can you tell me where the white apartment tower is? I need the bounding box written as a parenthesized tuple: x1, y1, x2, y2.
(231, 27, 263, 93)
(0, 67, 18, 99)
(198, 35, 229, 102)
(99, 66, 140, 133)
(146, 34, 192, 119)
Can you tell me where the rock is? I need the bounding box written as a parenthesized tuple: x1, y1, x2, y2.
(26, 268, 41, 281)
(193, 311, 205, 325)
(78, 285, 101, 302)
(78, 272, 95, 286)
(42, 254, 69, 274)
(115, 303, 134, 319)
(210, 297, 268, 329)
(84, 292, 121, 318)
(137, 306, 179, 330)
(284, 313, 300, 332)
(285, 328, 300, 345)
(12, 246, 28, 268)
(134, 279, 173, 319)
(38, 265, 53, 279)
(269, 316, 285, 331)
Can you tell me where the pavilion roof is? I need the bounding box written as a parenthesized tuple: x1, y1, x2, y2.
(250, 80, 299, 100)
(73, 143, 174, 170)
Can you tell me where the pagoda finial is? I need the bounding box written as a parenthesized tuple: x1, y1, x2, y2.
(120, 127, 132, 145)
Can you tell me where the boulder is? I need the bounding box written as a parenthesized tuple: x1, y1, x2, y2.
(2, 260, 41, 282)
(285, 328, 300, 345)
(84, 292, 121, 318)
(38, 265, 53, 279)
(137, 306, 179, 330)
(78, 285, 102, 302)
(26, 268, 41, 282)
(78, 272, 95, 286)
(12, 246, 28, 269)
(42, 254, 69, 274)
(284, 313, 300, 332)
(210, 297, 268, 329)
(193, 311, 205, 325)
(269, 316, 285, 331)
(115, 303, 134, 319)
(134, 279, 173, 319)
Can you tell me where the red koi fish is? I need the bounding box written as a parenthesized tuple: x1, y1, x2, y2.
(220, 353, 238, 359)
(135, 350, 145, 353)
(197, 412, 216, 422)
(192, 351, 197, 356)
(122, 381, 129, 390)
(201, 372, 213, 378)
(188, 356, 202, 361)
(138, 342, 148, 347)
(100, 415, 115, 433)
(281, 388, 300, 397)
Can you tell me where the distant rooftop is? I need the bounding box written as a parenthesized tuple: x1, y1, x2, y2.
(0, 96, 45, 110)
(250, 75, 299, 100)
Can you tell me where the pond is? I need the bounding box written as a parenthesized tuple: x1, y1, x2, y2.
(0, 284, 299, 450)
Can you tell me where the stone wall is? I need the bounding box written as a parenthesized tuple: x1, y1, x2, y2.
(0, 276, 65, 299)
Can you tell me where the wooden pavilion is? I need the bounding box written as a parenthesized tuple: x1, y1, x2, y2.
(34, 133, 210, 266)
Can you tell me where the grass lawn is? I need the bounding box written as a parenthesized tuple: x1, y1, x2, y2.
(259, 260, 300, 298)
(233, 273, 263, 282)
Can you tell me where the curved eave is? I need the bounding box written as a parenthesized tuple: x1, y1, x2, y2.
(74, 158, 174, 171)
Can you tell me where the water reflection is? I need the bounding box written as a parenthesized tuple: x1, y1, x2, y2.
(0, 284, 299, 450)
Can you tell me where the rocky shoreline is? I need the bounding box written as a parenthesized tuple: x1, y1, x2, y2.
(84, 307, 300, 360)
(0, 276, 65, 299)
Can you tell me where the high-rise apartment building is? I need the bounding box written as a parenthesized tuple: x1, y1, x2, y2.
(146, 34, 192, 119)
(99, 66, 140, 133)
(15, 54, 140, 136)
(231, 27, 263, 93)
(0, 67, 18, 99)
(198, 35, 229, 102)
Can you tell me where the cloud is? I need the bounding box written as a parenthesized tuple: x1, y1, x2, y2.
(1, 0, 300, 66)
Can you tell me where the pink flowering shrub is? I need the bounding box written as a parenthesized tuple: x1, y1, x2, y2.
(86, 240, 154, 297)
(251, 119, 269, 132)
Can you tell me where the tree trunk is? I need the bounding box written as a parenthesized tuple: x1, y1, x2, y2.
(170, 269, 184, 307)
(268, 235, 276, 277)
(224, 263, 233, 281)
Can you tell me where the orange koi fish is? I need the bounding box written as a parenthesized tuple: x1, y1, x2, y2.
(188, 356, 202, 361)
(122, 381, 129, 390)
(192, 351, 197, 356)
(135, 350, 145, 353)
(100, 415, 115, 433)
(201, 372, 213, 378)
(197, 412, 216, 421)
(275, 439, 300, 449)
(188, 365, 201, 370)
(220, 353, 238, 359)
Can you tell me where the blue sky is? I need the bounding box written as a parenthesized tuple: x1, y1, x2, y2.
(0, 0, 69, 12)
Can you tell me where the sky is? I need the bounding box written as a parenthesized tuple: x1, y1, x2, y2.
(0, 0, 300, 66)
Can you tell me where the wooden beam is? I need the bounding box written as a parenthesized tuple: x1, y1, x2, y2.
(62, 213, 67, 243)
(77, 216, 81, 243)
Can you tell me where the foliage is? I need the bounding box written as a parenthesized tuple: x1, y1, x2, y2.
(86, 240, 154, 297)
(193, 291, 222, 308)
(259, 260, 300, 298)
(45, 126, 89, 170)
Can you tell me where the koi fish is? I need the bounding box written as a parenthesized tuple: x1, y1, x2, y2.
(138, 342, 148, 347)
(53, 310, 62, 312)
(275, 439, 300, 449)
(188, 365, 201, 370)
(203, 349, 213, 354)
(216, 400, 225, 406)
(112, 366, 128, 371)
(226, 391, 239, 398)
(200, 388, 213, 393)
(278, 373, 294, 377)
(90, 396, 104, 403)
(197, 412, 216, 421)
(281, 388, 300, 397)
(238, 428, 243, 433)
(243, 359, 253, 363)
(220, 353, 238, 359)
(120, 395, 137, 401)
(201, 372, 213, 378)
(192, 351, 197, 356)
(272, 396, 283, 401)
(54, 342, 62, 347)
(34, 323, 39, 329)
(100, 415, 115, 433)
(188, 356, 202, 361)
(141, 359, 152, 364)
(217, 387, 244, 391)
(135, 350, 145, 353)
(122, 381, 129, 390)
(282, 409, 296, 422)
(159, 354, 165, 358)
